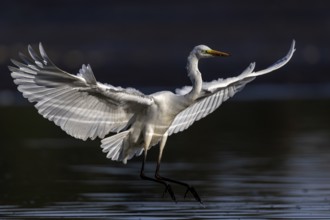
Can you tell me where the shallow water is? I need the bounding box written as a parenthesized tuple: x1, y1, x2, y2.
(1, 100, 330, 219)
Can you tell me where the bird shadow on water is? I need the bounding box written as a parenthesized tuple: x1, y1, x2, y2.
(2, 100, 330, 219)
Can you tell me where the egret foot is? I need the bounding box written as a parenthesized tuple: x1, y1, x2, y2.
(140, 172, 176, 202)
(155, 173, 203, 204)
(162, 184, 176, 202)
(184, 186, 203, 204)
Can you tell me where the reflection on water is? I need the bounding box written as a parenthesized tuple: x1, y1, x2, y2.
(1, 100, 330, 219)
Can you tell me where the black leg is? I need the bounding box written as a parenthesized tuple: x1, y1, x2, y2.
(155, 162, 203, 204)
(140, 151, 176, 202)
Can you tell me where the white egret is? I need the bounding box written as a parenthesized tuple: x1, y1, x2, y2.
(10, 40, 295, 203)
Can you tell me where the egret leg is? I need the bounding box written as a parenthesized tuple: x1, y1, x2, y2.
(140, 149, 176, 202)
(154, 134, 203, 204)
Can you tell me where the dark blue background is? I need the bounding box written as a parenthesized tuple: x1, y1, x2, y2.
(0, 0, 328, 95)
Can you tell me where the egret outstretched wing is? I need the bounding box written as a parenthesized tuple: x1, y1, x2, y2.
(10, 43, 153, 140)
(168, 40, 295, 135)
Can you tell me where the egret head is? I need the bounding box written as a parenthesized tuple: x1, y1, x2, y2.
(192, 45, 230, 59)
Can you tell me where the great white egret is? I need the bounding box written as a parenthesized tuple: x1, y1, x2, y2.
(10, 40, 295, 203)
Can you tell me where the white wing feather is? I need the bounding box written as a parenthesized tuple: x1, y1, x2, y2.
(10, 43, 153, 140)
(168, 40, 296, 135)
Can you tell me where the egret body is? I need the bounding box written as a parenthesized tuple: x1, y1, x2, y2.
(10, 41, 296, 203)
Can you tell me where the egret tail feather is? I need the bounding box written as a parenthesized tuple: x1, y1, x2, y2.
(101, 131, 129, 161)
(101, 131, 143, 163)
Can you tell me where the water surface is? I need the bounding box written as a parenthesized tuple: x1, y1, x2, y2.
(1, 100, 330, 219)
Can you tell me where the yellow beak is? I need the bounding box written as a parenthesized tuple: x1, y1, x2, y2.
(206, 49, 230, 57)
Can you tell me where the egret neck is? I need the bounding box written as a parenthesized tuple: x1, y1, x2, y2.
(185, 53, 202, 101)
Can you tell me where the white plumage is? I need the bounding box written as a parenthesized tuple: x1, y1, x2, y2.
(10, 41, 295, 203)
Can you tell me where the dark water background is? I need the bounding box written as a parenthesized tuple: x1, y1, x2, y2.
(0, 1, 330, 218)
(1, 100, 330, 219)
